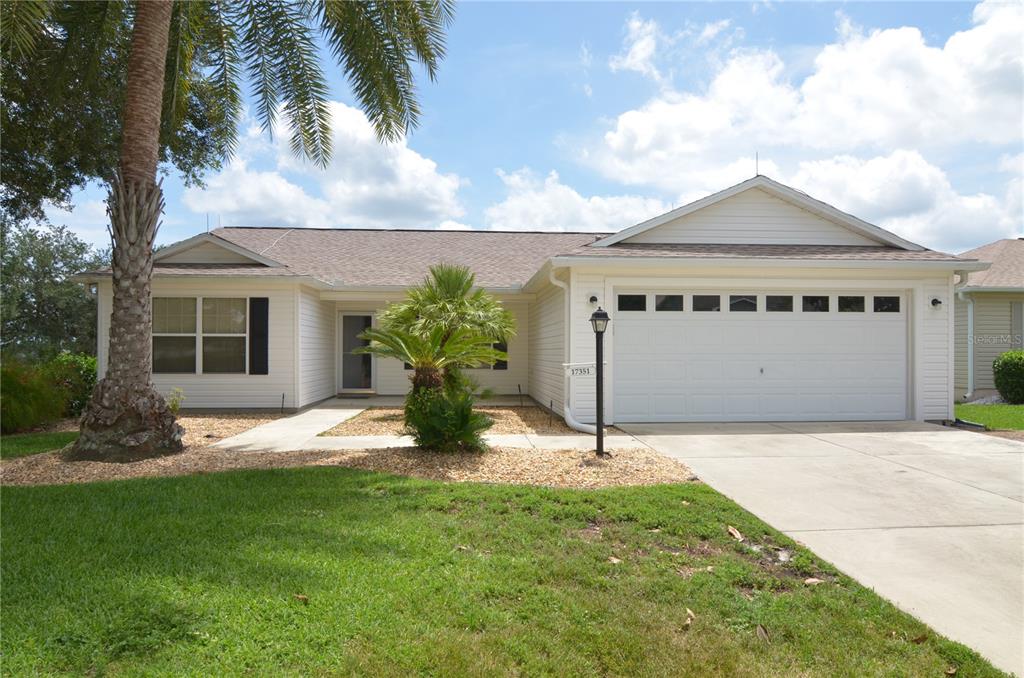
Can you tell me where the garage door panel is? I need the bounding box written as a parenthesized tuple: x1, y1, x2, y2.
(613, 291, 907, 422)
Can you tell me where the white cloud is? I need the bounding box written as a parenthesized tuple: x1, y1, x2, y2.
(583, 3, 1022, 250)
(484, 168, 670, 232)
(697, 19, 732, 45)
(44, 199, 111, 248)
(790, 150, 1022, 252)
(184, 101, 465, 229)
(609, 13, 665, 84)
(593, 2, 1023, 192)
(579, 42, 593, 69)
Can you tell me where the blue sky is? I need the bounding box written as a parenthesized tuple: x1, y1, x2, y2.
(49, 1, 1022, 253)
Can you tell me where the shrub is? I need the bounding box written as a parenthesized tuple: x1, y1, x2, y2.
(1, 361, 65, 433)
(404, 387, 492, 453)
(993, 350, 1024, 404)
(167, 388, 186, 415)
(43, 352, 97, 417)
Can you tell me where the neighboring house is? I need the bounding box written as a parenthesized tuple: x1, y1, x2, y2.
(78, 176, 987, 424)
(954, 238, 1024, 400)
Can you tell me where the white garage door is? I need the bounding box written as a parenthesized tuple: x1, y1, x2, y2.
(612, 291, 907, 422)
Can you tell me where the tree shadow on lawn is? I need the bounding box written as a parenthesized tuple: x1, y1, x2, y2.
(1, 467, 1003, 676)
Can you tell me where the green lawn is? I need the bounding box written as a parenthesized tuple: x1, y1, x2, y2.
(1, 430, 79, 459)
(2, 468, 1002, 676)
(955, 403, 1024, 430)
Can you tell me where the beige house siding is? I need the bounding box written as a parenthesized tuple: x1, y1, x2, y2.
(298, 286, 336, 407)
(624, 188, 880, 247)
(96, 278, 299, 409)
(159, 241, 259, 264)
(954, 292, 1024, 393)
(527, 280, 565, 414)
(917, 279, 954, 420)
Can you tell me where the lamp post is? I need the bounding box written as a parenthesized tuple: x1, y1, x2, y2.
(589, 307, 610, 457)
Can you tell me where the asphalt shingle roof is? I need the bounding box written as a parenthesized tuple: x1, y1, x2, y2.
(111, 228, 978, 289)
(210, 228, 605, 288)
(958, 239, 1024, 289)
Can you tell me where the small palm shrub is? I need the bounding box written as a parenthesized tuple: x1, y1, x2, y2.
(1, 361, 65, 433)
(43, 352, 98, 417)
(993, 350, 1024, 404)
(404, 387, 492, 453)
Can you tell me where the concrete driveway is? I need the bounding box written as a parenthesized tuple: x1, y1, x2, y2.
(620, 421, 1024, 675)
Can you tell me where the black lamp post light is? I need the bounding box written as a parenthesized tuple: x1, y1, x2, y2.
(589, 307, 610, 457)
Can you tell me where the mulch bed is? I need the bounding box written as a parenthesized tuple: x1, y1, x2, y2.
(1, 446, 695, 489)
(319, 406, 618, 437)
(176, 413, 283, 446)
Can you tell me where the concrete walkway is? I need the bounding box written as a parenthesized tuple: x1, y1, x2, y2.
(621, 421, 1024, 675)
(215, 397, 644, 453)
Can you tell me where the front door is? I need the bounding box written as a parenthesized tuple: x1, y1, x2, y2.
(340, 314, 373, 391)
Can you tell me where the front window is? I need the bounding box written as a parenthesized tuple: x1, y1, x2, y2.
(202, 298, 247, 373)
(153, 298, 197, 373)
(492, 341, 508, 370)
(152, 297, 247, 374)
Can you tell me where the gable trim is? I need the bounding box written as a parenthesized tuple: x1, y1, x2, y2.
(154, 233, 285, 267)
(593, 175, 925, 251)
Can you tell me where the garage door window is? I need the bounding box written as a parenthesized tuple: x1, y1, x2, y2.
(874, 296, 900, 312)
(729, 295, 757, 312)
(692, 295, 721, 312)
(766, 295, 793, 312)
(618, 294, 646, 312)
(655, 294, 683, 311)
(802, 295, 830, 312)
(838, 296, 865, 312)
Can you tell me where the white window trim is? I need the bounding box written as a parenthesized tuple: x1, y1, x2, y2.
(153, 296, 250, 375)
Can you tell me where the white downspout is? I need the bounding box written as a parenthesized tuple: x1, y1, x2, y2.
(956, 271, 974, 401)
(549, 267, 597, 435)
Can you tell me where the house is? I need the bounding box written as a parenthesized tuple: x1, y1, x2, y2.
(954, 238, 1024, 400)
(79, 176, 988, 424)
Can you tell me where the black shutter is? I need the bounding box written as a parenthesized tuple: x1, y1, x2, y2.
(249, 298, 269, 375)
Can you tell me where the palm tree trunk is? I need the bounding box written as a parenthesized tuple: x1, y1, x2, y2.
(69, 0, 182, 462)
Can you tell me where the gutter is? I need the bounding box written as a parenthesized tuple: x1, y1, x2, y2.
(955, 271, 975, 400)
(548, 266, 597, 435)
(549, 255, 990, 271)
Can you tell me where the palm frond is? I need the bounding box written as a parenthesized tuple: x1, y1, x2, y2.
(0, 0, 52, 59)
(234, 0, 281, 137)
(164, 0, 204, 134)
(318, 0, 453, 142)
(200, 0, 243, 156)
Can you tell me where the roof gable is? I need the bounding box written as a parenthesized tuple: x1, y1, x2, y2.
(155, 234, 284, 267)
(594, 176, 924, 251)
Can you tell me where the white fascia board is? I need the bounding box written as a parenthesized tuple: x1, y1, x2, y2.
(550, 255, 990, 272)
(154, 233, 286, 267)
(593, 175, 926, 251)
(318, 284, 528, 297)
